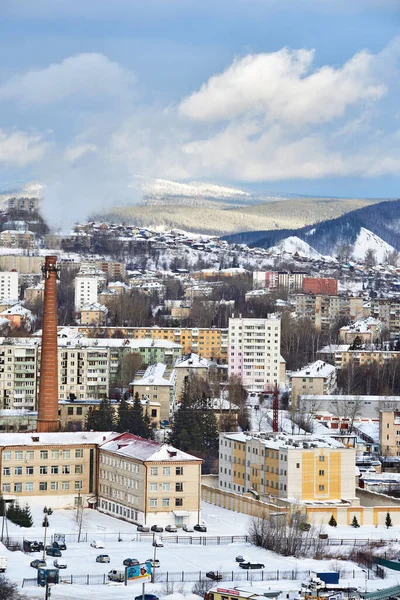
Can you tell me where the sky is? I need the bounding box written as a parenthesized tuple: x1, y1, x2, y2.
(0, 0, 399, 227)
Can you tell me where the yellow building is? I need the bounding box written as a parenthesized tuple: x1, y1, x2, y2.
(0, 431, 116, 507)
(290, 360, 337, 399)
(219, 431, 356, 503)
(80, 302, 108, 326)
(98, 432, 202, 527)
(379, 410, 400, 457)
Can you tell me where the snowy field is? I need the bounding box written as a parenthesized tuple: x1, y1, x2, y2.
(2, 501, 400, 599)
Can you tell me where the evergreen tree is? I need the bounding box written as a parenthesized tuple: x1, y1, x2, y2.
(21, 503, 33, 528)
(130, 392, 152, 439)
(385, 512, 393, 529)
(86, 398, 116, 431)
(351, 516, 360, 528)
(117, 397, 132, 433)
(328, 514, 337, 527)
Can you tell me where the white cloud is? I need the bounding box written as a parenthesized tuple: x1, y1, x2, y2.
(64, 144, 98, 163)
(0, 53, 136, 105)
(0, 129, 48, 166)
(179, 47, 386, 125)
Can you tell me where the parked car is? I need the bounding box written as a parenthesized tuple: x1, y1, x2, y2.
(53, 559, 67, 569)
(194, 524, 207, 532)
(134, 595, 159, 600)
(96, 554, 110, 563)
(46, 547, 61, 557)
(151, 525, 163, 533)
(30, 559, 46, 569)
(235, 555, 245, 563)
(206, 571, 223, 581)
(108, 569, 125, 582)
(52, 540, 67, 551)
(152, 536, 163, 547)
(146, 558, 160, 568)
(123, 558, 140, 566)
(239, 562, 265, 570)
(137, 524, 150, 532)
(91, 540, 105, 549)
(165, 525, 177, 533)
(182, 524, 194, 532)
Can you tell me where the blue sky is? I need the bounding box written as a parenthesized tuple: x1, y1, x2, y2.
(0, 0, 399, 225)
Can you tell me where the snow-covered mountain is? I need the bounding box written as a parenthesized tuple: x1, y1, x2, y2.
(267, 236, 333, 261)
(142, 178, 251, 201)
(352, 227, 397, 263)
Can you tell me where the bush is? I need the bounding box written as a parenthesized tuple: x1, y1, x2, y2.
(351, 516, 360, 528)
(329, 514, 337, 528)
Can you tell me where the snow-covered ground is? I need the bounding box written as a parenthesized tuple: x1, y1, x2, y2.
(2, 500, 400, 600)
(352, 227, 396, 263)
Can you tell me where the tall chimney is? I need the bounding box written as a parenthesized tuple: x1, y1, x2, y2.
(37, 256, 59, 433)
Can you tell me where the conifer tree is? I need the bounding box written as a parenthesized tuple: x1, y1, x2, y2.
(351, 516, 360, 528)
(130, 392, 151, 439)
(117, 396, 132, 432)
(21, 503, 33, 528)
(386, 512, 393, 529)
(328, 514, 337, 527)
(86, 398, 116, 431)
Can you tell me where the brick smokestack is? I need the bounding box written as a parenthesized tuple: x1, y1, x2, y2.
(37, 256, 59, 433)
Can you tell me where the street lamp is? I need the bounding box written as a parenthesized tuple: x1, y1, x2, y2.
(42, 506, 52, 561)
(362, 569, 368, 595)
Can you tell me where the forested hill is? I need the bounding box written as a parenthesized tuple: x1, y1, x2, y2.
(224, 199, 400, 254)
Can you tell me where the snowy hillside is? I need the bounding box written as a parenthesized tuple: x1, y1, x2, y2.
(268, 236, 333, 261)
(142, 178, 251, 201)
(352, 227, 397, 263)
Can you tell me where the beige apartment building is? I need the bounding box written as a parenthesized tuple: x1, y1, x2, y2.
(98, 432, 202, 526)
(0, 255, 43, 274)
(290, 360, 337, 399)
(379, 410, 400, 457)
(0, 431, 116, 507)
(80, 302, 108, 325)
(131, 363, 176, 424)
(174, 354, 211, 400)
(219, 431, 356, 503)
(294, 294, 364, 332)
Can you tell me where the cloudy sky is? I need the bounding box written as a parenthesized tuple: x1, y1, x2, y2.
(0, 0, 399, 225)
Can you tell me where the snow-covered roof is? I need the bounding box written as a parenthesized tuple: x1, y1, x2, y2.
(221, 431, 346, 449)
(340, 317, 382, 334)
(132, 363, 175, 386)
(100, 432, 201, 462)
(318, 345, 351, 353)
(80, 302, 108, 314)
(291, 360, 336, 379)
(0, 304, 32, 317)
(175, 353, 211, 369)
(0, 431, 117, 447)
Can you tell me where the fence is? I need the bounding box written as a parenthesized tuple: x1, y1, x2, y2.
(22, 568, 366, 588)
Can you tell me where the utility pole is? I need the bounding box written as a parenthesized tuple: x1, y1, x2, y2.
(272, 383, 279, 433)
(151, 532, 157, 584)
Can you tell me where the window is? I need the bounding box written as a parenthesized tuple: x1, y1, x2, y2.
(77, 407, 83, 415)
(62, 450, 70, 459)
(68, 407, 74, 415)
(14, 467, 22, 476)
(175, 482, 183, 492)
(296, 463, 300, 469)
(150, 499, 157, 507)
(75, 449, 83, 458)
(150, 483, 158, 492)
(25, 482, 34, 492)
(318, 485, 325, 491)
(39, 482, 48, 491)
(40, 466, 48, 475)
(162, 498, 170, 507)
(51, 466, 59, 475)
(3, 451, 11, 461)
(26, 451, 34, 461)
(150, 467, 158, 476)
(51, 482, 59, 491)
(15, 451, 23, 460)
(62, 465, 70, 475)
(163, 467, 170, 476)
(319, 470, 325, 476)
(175, 498, 183, 507)
(40, 450, 48, 460)
(319, 456, 325, 462)
(51, 450, 59, 460)
(62, 482, 70, 491)
(75, 465, 83, 474)
(74, 480, 83, 490)
(26, 466, 34, 475)
(2, 484, 10, 493)
(2, 468, 10, 476)
(176, 466, 183, 476)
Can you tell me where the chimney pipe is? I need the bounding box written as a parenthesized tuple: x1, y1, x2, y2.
(37, 256, 59, 433)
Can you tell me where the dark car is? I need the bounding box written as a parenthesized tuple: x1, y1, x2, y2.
(46, 547, 61, 557)
(151, 525, 163, 532)
(53, 540, 67, 551)
(194, 524, 207, 532)
(165, 525, 177, 533)
(123, 558, 140, 566)
(134, 595, 159, 600)
(235, 555, 245, 562)
(206, 571, 223, 581)
(30, 559, 47, 569)
(239, 562, 265, 570)
(96, 554, 110, 563)
(137, 524, 150, 532)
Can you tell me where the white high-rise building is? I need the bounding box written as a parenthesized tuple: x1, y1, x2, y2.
(0, 271, 19, 302)
(228, 316, 281, 393)
(74, 273, 105, 310)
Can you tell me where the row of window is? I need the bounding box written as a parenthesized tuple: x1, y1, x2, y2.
(2, 480, 82, 493)
(150, 482, 183, 492)
(149, 497, 183, 507)
(2, 449, 84, 460)
(2, 465, 81, 476)
(100, 455, 140, 472)
(150, 466, 184, 476)
(99, 499, 139, 521)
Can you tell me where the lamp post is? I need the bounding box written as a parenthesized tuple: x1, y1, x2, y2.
(42, 507, 52, 561)
(362, 569, 368, 595)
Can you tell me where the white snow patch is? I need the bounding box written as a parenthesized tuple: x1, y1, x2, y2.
(352, 227, 397, 263)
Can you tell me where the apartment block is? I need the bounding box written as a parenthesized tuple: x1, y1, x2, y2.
(0, 431, 115, 507)
(339, 317, 383, 344)
(380, 410, 400, 457)
(302, 277, 338, 295)
(253, 271, 306, 291)
(0, 230, 35, 249)
(368, 299, 400, 338)
(0, 341, 39, 411)
(294, 294, 364, 331)
(0, 272, 19, 302)
(228, 316, 282, 393)
(290, 360, 337, 399)
(74, 272, 106, 311)
(219, 431, 356, 502)
(131, 363, 176, 423)
(0, 255, 43, 275)
(174, 353, 211, 399)
(7, 197, 38, 212)
(98, 432, 202, 526)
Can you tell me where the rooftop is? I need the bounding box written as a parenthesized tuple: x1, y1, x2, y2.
(291, 360, 336, 379)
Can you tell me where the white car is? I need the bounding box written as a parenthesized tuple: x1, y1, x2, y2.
(152, 536, 163, 547)
(182, 524, 194, 532)
(90, 540, 105, 549)
(53, 559, 67, 569)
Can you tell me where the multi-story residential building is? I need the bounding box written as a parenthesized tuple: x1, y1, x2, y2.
(74, 271, 106, 311)
(80, 302, 108, 326)
(0, 341, 39, 410)
(0, 431, 116, 507)
(0, 272, 19, 302)
(368, 299, 400, 338)
(379, 410, 400, 457)
(0, 230, 35, 249)
(7, 197, 39, 213)
(219, 431, 356, 502)
(131, 363, 176, 424)
(228, 316, 282, 393)
(98, 432, 202, 526)
(298, 394, 400, 419)
(174, 353, 211, 399)
(339, 317, 383, 344)
(24, 283, 44, 304)
(0, 255, 43, 274)
(290, 360, 337, 399)
(253, 271, 307, 291)
(294, 294, 364, 331)
(302, 277, 338, 295)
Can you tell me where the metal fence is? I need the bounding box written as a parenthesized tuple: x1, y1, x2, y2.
(22, 568, 366, 588)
